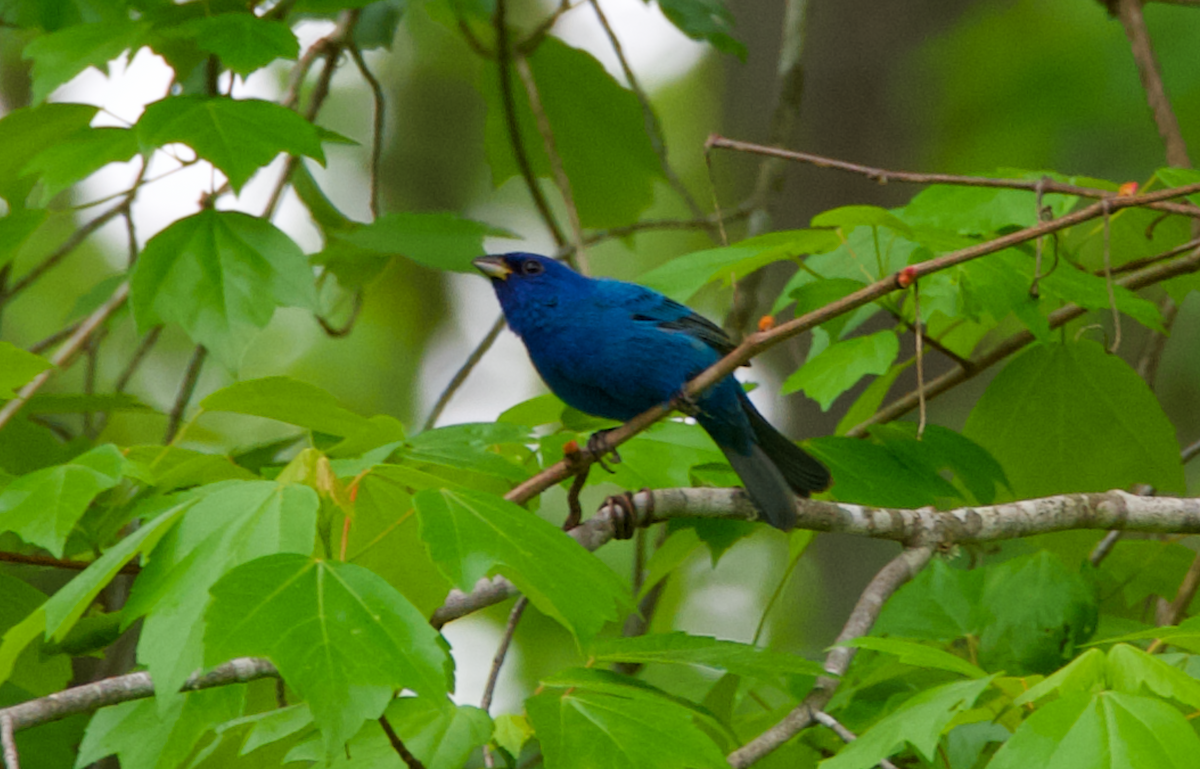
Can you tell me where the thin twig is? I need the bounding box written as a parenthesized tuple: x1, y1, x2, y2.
(913, 280, 926, 438)
(706, 135, 1200, 220)
(423, 314, 506, 431)
(495, 0, 566, 248)
(1102, 201, 1122, 353)
(1089, 530, 1124, 567)
(0, 550, 140, 574)
(2, 202, 129, 304)
(27, 321, 84, 355)
(0, 282, 131, 433)
(163, 345, 207, 444)
(586, 0, 703, 219)
(114, 325, 163, 393)
(813, 711, 900, 769)
(515, 55, 586, 272)
(347, 43, 385, 219)
(379, 715, 426, 769)
(1159, 552, 1200, 627)
(481, 597, 528, 713)
(1116, 0, 1191, 168)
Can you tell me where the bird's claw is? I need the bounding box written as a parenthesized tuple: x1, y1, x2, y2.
(586, 429, 621, 474)
(604, 487, 650, 540)
(670, 391, 701, 417)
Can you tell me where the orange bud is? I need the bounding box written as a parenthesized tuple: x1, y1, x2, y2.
(757, 315, 776, 332)
(897, 266, 918, 288)
(563, 439, 580, 455)
(1118, 181, 1139, 197)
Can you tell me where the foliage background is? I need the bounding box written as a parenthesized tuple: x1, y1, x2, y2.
(3, 0, 1200, 766)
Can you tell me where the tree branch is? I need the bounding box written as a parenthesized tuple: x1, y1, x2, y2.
(0, 657, 277, 733)
(706, 135, 1200, 220)
(727, 546, 934, 767)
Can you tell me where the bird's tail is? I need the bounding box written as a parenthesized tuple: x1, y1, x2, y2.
(738, 391, 832, 496)
(720, 443, 800, 531)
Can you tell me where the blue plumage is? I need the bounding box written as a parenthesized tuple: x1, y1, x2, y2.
(475, 252, 831, 530)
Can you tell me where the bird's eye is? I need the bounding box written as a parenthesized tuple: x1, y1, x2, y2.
(522, 260, 544, 276)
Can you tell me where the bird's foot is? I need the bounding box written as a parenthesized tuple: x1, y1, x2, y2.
(603, 487, 650, 540)
(670, 390, 701, 417)
(586, 429, 622, 474)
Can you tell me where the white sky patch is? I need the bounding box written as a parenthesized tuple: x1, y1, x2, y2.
(553, 0, 707, 89)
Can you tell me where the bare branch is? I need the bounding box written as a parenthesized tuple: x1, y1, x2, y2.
(727, 546, 934, 767)
(0, 657, 277, 733)
(163, 344, 207, 444)
(706, 135, 1200, 220)
(347, 43, 386, 219)
(813, 711, 900, 769)
(0, 551, 140, 575)
(1, 712, 17, 769)
(481, 596, 527, 714)
(379, 715, 427, 769)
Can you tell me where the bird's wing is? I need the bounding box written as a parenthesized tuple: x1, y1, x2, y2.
(600, 280, 738, 357)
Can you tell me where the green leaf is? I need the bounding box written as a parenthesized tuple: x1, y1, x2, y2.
(1018, 252, 1163, 332)
(0, 444, 127, 557)
(285, 698, 491, 769)
(1011, 647, 1107, 706)
(844, 637, 987, 679)
(481, 37, 663, 228)
(988, 691, 1200, 769)
(1156, 167, 1200, 207)
(313, 212, 517, 286)
(638, 526, 703, 600)
(590, 632, 826, 681)
(200, 376, 376, 437)
(0, 501, 189, 688)
(23, 392, 150, 416)
(0, 102, 97, 207)
(964, 340, 1184, 497)
(0, 208, 48, 267)
(23, 19, 149, 103)
(783, 276, 869, 335)
(171, 13, 299, 77)
(493, 713, 534, 759)
(20, 126, 139, 202)
(205, 553, 453, 753)
(640, 230, 840, 303)
(124, 481, 318, 699)
(0, 341, 52, 398)
(137, 96, 333, 192)
(1106, 643, 1200, 709)
(527, 684, 729, 769)
(129, 209, 319, 369)
(812, 205, 914, 238)
(903, 175, 1079, 234)
(653, 0, 744, 58)
(835, 358, 912, 435)
(403, 422, 531, 482)
(821, 677, 994, 769)
(875, 559, 983, 641)
(123, 446, 255, 493)
(783, 330, 899, 410)
(978, 551, 1098, 674)
(0, 573, 70, 696)
(805, 436, 958, 508)
(413, 488, 627, 644)
(77, 685, 244, 769)
(868, 423, 1009, 505)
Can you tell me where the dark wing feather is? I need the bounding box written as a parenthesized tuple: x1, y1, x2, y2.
(608, 283, 737, 357)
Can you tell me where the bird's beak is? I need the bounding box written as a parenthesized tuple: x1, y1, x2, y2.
(473, 256, 511, 280)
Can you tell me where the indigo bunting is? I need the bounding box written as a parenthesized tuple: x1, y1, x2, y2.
(475, 253, 831, 530)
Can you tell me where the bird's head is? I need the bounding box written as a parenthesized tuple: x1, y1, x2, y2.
(473, 253, 588, 311)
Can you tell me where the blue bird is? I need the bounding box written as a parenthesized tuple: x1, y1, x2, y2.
(474, 252, 831, 531)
